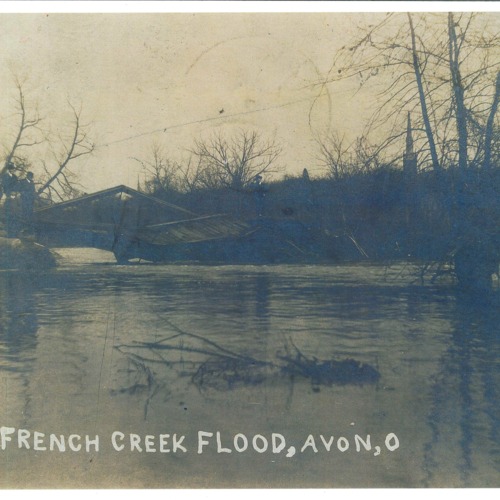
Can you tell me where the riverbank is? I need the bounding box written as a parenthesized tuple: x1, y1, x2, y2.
(0, 236, 57, 270)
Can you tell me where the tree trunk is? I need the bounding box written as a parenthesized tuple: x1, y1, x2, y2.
(407, 13, 441, 172)
(454, 241, 499, 292)
(448, 13, 469, 172)
(483, 71, 500, 170)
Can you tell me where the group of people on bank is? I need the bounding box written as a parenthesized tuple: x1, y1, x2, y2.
(0, 162, 37, 237)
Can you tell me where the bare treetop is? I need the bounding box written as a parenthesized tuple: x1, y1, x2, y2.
(315, 12, 500, 173)
(191, 130, 282, 190)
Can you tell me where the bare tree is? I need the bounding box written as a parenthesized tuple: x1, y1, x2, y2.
(319, 132, 384, 180)
(1, 78, 43, 178)
(176, 155, 206, 194)
(317, 13, 500, 289)
(134, 142, 211, 196)
(483, 72, 500, 170)
(318, 133, 352, 181)
(133, 142, 182, 195)
(0, 80, 94, 202)
(407, 12, 441, 172)
(318, 13, 500, 173)
(191, 130, 282, 190)
(37, 103, 94, 201)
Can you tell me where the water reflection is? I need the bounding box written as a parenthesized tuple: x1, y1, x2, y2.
(0, 273, 38, 372)
(0, 263, 499, 487)
(0, 273, 40, 426)
(423, 292, 500, 486)
(254, 273, 271, 327)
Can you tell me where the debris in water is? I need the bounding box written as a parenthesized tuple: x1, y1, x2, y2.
(114, 320, 380, 396)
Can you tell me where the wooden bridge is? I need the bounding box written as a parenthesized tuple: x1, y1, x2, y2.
(33, 185, 251, 263)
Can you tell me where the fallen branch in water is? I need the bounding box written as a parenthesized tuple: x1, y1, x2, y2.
(122, 316, 264, 365)
(114, 321, 380, 394)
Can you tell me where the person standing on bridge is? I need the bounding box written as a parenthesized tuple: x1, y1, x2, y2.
(251, 174, 267, 218)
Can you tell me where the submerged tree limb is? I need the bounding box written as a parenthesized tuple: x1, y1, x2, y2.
(114, 320, 381, 393)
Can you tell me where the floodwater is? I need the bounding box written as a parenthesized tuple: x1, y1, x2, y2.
(0, 249, 499, 488)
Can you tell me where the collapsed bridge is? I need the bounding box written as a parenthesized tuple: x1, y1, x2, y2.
(34, 185, 251, 263)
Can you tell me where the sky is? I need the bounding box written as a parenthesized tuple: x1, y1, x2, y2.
(0, 4, 498, 193)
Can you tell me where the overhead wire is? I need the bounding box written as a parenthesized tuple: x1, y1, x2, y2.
(95, 94, 324, 149)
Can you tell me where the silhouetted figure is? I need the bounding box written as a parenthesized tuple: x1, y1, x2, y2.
(20, 172, 36, 235)
(1, 163, 21, 236)
(0, 162, 19, 199)
(251, 175, 266, 217)
(4, 195, 21, 237)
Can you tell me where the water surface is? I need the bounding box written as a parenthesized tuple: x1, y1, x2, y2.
(0, 249, 499, 487)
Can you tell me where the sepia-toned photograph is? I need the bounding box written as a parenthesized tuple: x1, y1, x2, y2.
(0, 2, 499, 489)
